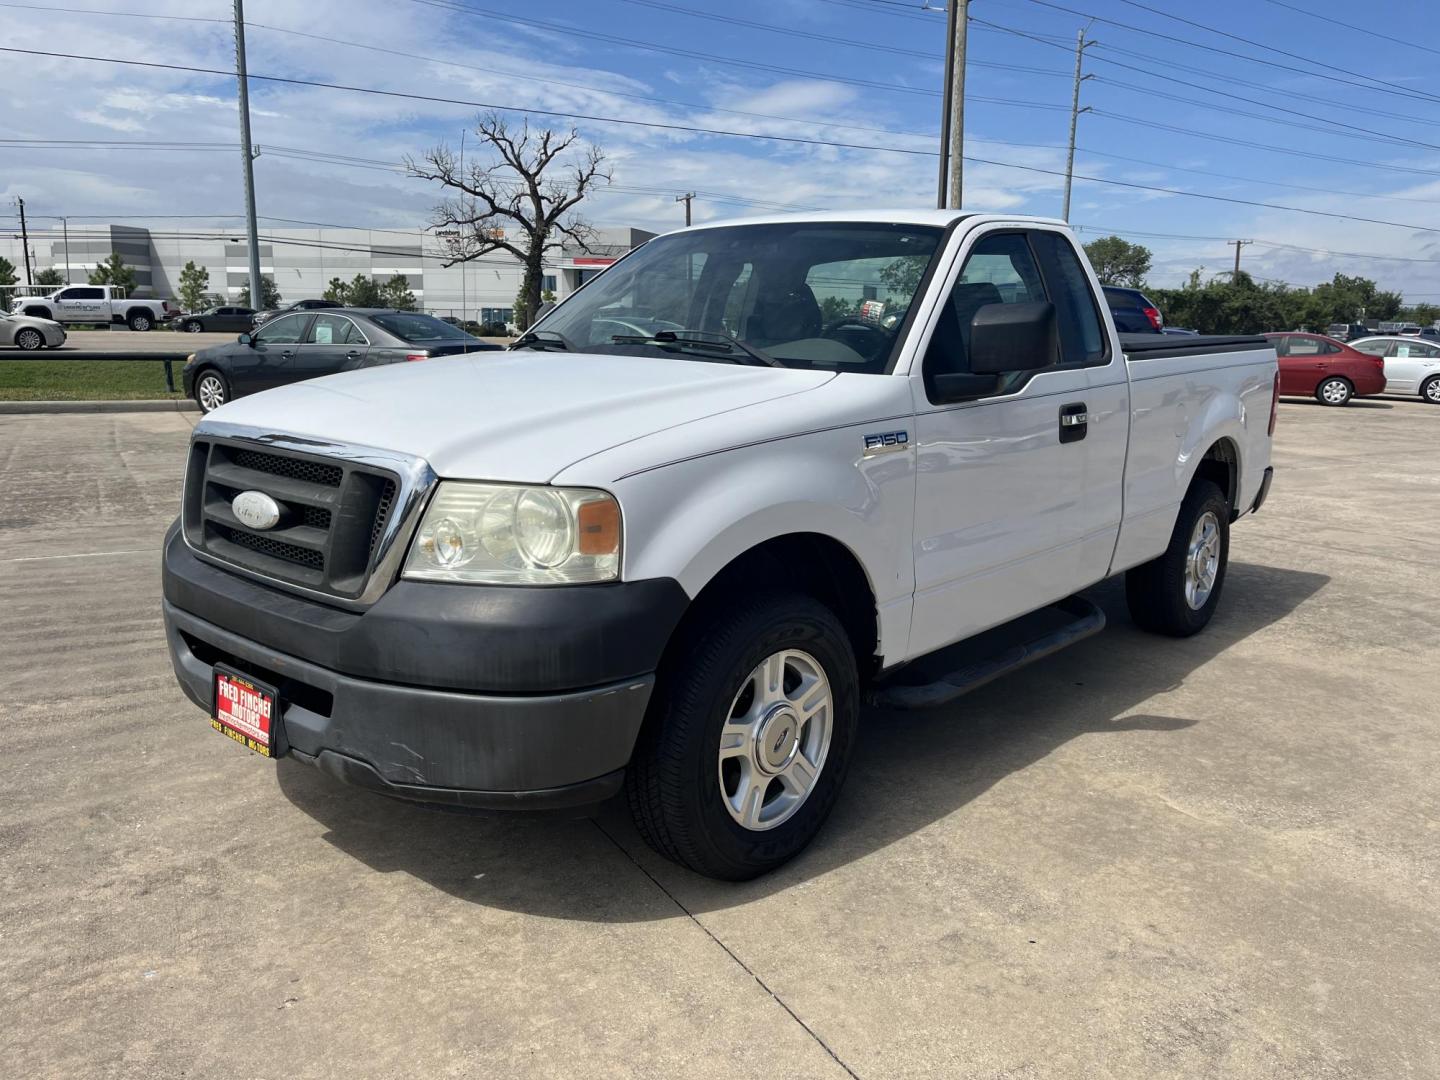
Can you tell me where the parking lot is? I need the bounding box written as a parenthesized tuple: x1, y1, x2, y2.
(1, 398, 1436, 1078)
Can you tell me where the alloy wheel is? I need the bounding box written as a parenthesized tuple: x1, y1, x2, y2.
(197, 374, 226, 412)
(1185, 510, 1221, 610)
(718, 648, 833, 831)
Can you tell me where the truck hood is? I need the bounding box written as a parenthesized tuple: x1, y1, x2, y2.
(204, 350, 836, 482)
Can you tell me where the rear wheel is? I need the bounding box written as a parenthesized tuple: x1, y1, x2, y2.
(1422, 375, 1440, 405)
(127, 310, 154, 332)
(1126, 479, 1230, 638)
(14, 328, 44, 351)
(194, 369, 229, 413)
(1316, 376, 1352, 406)
(626, 592, 858, 880)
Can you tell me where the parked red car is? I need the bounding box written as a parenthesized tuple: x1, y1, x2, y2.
(1263, 332, 1387, 406)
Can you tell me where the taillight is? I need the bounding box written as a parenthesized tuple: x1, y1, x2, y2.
(1144, 306, 1163, 331)
(405, 352, 428, 362)
(1268, 371, 1280, 436)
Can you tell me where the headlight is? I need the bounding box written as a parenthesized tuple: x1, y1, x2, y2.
(403, 482, 621, 584)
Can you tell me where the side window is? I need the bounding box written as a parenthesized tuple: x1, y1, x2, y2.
(77, 287, 105, 300)
(1319, 340, 1341, 354)
(1271, 336, 1291, 357)
(1288, 336, 1322, 356)
(1031, 231, 1105, 366)
(308, 314, 363, 345)
(924, 231, 1050, 390)
(254, 314, 306, 345)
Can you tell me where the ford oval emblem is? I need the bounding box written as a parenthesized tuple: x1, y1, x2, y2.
(232, 490, 281, 531)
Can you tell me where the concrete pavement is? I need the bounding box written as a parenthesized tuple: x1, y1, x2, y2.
(1, 399, 1436, 1078)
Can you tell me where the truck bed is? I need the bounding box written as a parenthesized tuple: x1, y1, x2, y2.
(1120, 333, 1269, 359)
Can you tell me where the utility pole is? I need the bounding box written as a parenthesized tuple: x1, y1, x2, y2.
(1228, 239, 1252, 276)
(233, 0, 263, 309)
(947, 0, 970, 209)
(676, 192, 695, 226)
(1062, 26, 1095, 222)
(936, 0, 957, 209)
(15, 197, 33, 285)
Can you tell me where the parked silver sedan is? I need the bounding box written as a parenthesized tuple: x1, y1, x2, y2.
(1349, 336, 1440, 404)
(0, 312, 67, 350)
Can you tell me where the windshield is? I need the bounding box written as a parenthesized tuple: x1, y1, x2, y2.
(532, 221, 945, 373)
(371, 313, 476, 343)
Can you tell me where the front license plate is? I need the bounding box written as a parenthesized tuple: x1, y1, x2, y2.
(212, 665, 280, 758)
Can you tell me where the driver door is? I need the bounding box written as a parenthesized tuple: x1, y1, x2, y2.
(243, 313, 310, 392)
(907, 227, 1095, 659)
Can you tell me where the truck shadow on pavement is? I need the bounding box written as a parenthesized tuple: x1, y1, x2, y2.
(275, 561, 1328, 920)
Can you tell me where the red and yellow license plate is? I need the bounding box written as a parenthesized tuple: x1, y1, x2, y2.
(212, 665, 279, 758)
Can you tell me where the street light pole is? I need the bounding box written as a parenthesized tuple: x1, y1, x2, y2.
(1062, 26, 1095, 222)
(233, 0, 263, 308)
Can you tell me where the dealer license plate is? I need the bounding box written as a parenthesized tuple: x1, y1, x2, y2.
(212, 665, 280, 758)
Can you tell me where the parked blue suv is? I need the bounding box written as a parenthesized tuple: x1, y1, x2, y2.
(1103, 285, 1163, 333)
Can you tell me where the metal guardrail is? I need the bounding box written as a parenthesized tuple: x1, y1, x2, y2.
(1, 351, 191, 392)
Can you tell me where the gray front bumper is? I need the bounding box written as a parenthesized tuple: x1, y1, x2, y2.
(164, 601, 652, 811)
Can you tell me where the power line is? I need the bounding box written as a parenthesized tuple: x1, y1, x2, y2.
(1018, 0, 1440, 106)
(1255, 0, 1440, 60)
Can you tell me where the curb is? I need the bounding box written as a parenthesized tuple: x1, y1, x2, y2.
(0, 399, 199, 415)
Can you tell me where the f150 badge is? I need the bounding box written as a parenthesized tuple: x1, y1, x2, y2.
(863, 430, 909, 457)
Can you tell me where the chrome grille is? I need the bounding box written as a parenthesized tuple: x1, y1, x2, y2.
(183, 437, 416, 602)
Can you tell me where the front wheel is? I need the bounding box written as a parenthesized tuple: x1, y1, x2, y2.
(14, 328, 45, 351)
(194, 369, 229, 413)
(626, 592, 858, 880)
(1422, 375, 1440, 405)
(184, 320, 204, 333)
(1316, 376, 1352, 406)
(1126, 479, 1230, 637)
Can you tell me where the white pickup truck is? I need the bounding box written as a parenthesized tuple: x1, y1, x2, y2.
(12, 284, 176, 330)
(162, 212, 1277, 879)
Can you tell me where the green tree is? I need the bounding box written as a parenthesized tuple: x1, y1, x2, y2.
(879, 254, 928, 298)
(88, 251, 137, 293)
(343, 274, 385, 307)
(1083, 236, 1153, 288)
(33, 267, 65, 288)
(177, 260, 211, 313)
(380, 274, 417, 311)
(323, 277, 351, 303)
(237, 276, 282, 309)
(0, 255, 16, 308)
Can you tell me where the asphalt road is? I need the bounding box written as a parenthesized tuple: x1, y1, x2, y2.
(1, 398, 1437, 1078)
(49, 328, 238, 354)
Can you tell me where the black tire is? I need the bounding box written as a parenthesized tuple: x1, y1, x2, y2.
(194, 368, 229, 413)
(127, 310, 154, 332)
(1315, 376, 1352, 406)
(184, 319, 204, 333)
(14, 328, 45, 351)
(1125, 479, 1230, 638)
(1422, 375, 1440, 406)
(626, 592, 859, 880)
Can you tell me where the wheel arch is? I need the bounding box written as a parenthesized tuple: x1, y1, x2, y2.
(22, 306, 52, 320)
(1194, 436, 1241, 520)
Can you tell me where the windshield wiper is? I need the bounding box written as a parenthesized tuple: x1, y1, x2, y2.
(511, 329, 575, 351)
(611, 329, 784, 368)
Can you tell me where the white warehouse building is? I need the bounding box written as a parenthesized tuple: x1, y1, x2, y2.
(1, 222, 656, 323)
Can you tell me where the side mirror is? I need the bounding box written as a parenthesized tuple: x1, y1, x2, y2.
(238, 333, 253, 346)
(968, 300, 1058, 375)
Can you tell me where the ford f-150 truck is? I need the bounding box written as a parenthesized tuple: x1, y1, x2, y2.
(162, 212, 1277, 879)
(12, 284, 176, 330)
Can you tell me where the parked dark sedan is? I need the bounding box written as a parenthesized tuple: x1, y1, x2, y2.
(182, 308, 502, 412)
(176, 306, 256, 334)
(251, 298, 343, 326)
(1102, 285, 1164, 333)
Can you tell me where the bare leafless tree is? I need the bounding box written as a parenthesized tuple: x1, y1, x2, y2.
(407, 114, 610, 330)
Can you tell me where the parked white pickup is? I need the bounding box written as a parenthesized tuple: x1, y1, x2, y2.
(162, 211, 1279, 880)
(12, 284, 176, 331)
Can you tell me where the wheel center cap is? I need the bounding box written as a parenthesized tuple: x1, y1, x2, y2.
(755, 705, 800, 773)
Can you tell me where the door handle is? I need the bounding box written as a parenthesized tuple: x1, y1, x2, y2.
(1059, 402, 1088, 443)
(345, 350, 360, 359)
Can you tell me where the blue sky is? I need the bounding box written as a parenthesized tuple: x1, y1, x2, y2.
(3, 0, 1440, 299)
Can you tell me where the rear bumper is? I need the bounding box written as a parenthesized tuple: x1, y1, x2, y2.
(1250, 466, 1274, 514)
(161, 521, 688, 811)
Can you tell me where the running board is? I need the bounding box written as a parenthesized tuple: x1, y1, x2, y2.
(867, 595, 1106, 710)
